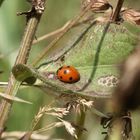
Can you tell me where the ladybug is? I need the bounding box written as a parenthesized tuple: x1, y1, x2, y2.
(56, 65, 80, 83)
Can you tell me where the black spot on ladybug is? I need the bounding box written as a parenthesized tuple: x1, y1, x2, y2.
(69, 77, 73, 81)
(60, 76, 63, 79)
(64, 70, 67, 74)
(67, 66, 70, 68)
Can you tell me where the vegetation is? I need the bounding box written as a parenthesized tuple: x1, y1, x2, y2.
(0, 0, 140, 140)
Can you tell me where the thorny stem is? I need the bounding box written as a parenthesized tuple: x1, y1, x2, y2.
(0, 2, 45, 136)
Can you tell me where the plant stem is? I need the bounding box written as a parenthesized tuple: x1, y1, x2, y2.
(112, 0, 124, 21)
(76, 110, 86, 140)
(0, 5, 44, 135)
(32, 21, 71, 44)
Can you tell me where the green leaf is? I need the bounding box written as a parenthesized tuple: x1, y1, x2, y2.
(123, 21, 140, 37)
(12, 64, 36, 85)
(38, 23, 137, 95)
(12, 64, 110, 99)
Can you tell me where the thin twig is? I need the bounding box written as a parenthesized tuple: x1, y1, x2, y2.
(33, 21, 71, 44)
(0, 1, 46, 136)
(112, 0, 124, 21)
(32, 15, 95, 45)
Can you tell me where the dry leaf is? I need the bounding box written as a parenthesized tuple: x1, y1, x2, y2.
(79, 99, 93, 108)
(45, 107, 69, 118)
(82, 0, 112, 12)
(121, 8, 140, 25)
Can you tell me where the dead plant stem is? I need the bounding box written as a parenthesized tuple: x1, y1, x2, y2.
(112, 0, 124, 21)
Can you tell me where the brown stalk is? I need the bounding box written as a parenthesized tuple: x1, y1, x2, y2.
(112, 0, 124, 21)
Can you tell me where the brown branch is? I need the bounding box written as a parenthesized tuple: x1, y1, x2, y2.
(112, 0, 124, 21)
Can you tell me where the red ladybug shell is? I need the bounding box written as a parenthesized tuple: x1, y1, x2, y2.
(56, 66, 80, 83)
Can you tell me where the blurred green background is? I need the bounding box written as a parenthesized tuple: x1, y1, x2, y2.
(0, 0, 140, 140)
